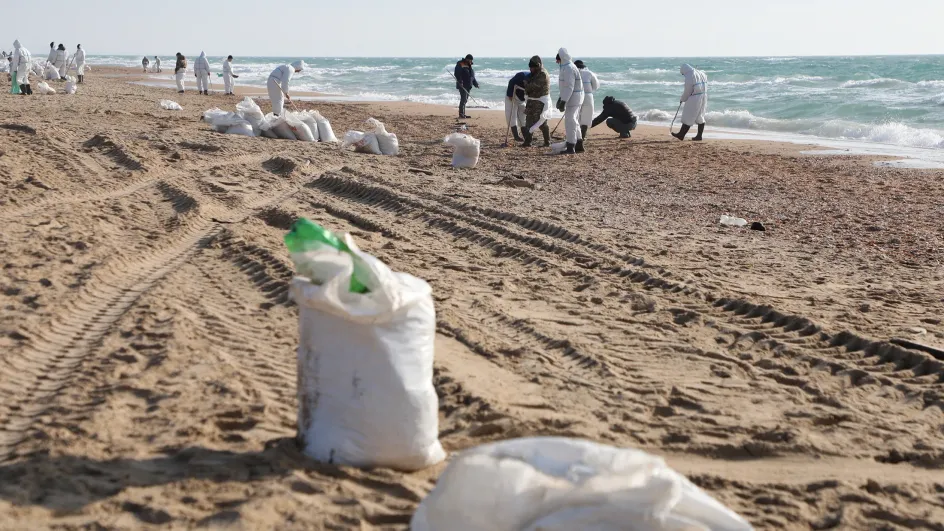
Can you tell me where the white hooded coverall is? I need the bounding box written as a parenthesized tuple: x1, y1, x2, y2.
(557, 48, 584, 145)
(223, 60, 234, 94)
(194, 52, 211, 92)
(75, 47, 86, 75)
(267, 61, 303, 116)
(505, 85, 526, 129)
(154, 57, 161, 72)
(54, 48, 67, 75)
(46, 46, 56, 65)
(579, 68, 600, 127)
(680, 64, 708, 127)
(13, 41, 31, 85)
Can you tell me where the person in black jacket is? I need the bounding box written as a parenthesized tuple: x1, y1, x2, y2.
(454, 54, 479, 119)
(590, 96, 638, 139)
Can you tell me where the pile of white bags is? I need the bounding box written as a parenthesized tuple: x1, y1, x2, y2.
(235, 97, 265, 135)
(341, 130, 382, 154)
(160, 99, 183, 111)
(204, 97, 338, 142)
(549, 141, 567, 154)
(444, 133, 480, 168)
(412, 437, 754, 531)
(365, 118, 399, 155)
(203, 108, 255, 137)
(290, 231, 445, 471)
(64, 76, 77, 94)
(31, 62, 44, 78)
(36, 81, 56, 95)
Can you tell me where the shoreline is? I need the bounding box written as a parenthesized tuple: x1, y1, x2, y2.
(106, 66, 943, 167)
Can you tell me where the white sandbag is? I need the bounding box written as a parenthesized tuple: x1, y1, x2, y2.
(548, 141, 567, 154)
(226, 123, 255, 137)
(444, 133, 480, 168)
(236, 97, 266, 135)
(341, 131, 382, 155)
(159, 99, 183, 111)
(64, 76, 77, 94)
(412, 437, 754, 531)
(285, 112, 316, 142)
(44, 64, 60, 80)
(297, 112, 321, 141)
(290, 233, 445, 471)
(32, 63, 44, 77)
(260, 113, 298, 140)
(311, 110, 338, 142)
(36, 81, 56, 95)
(203, 108, 249, 133)
(365, 117, 399, 156)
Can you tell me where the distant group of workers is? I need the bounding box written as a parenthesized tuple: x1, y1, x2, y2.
(4, 40, 87, 95)
(169, 53, 240, 96)
(457, 50, 709, 153)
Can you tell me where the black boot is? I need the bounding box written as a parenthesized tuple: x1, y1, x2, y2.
(19, 85, 26, 95)
(693, 123, 705, 141)
(575, 139, 585, 153)
(563, 143, 576, 155)
(25, 84, 33, 95)
(511, 126, 522, 142)
(522, 130, 533, 147)
(672, 124, 690, 141)
(580, 125, 588, 142)
(540, 124, 550, 147)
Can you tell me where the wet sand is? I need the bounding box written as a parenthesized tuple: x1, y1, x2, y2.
(1, 66, 943, 530)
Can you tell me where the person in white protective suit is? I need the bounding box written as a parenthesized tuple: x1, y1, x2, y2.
(555, 47, 585, 154)
(194, 51, 211, 95)
(267, 60, 305, 116)
(673, 63, 708, 141)
(74, 44, 86, 83)
(174, 53, 186, 93)
(223, 55, 239, 95)
(54, 44, 68, 80)
(46, 42, 56, 66)
(574, 60, 600, 143)
(13, 40, 33, 95)
(153, 56, 161, 73)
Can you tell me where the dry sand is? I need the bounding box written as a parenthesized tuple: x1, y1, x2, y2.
(1, 66, 943, 530)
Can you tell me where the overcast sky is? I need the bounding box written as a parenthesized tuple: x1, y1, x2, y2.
(6, 0, 943, 57)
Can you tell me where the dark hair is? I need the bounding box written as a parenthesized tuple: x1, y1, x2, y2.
(574, 60, 585, 69)
(227, 55, 233, 60)
(464, 54, 473, 61)
(555, 54, 560, 61)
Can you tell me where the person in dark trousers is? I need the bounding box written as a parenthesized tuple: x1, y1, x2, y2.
(590, 96, 638, 139)
(505, 70, 529, 142)
(454, 54, 479, 119)
(522, 55, 551, 147)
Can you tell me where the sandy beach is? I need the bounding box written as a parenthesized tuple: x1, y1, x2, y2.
(1, 66, 943, 530)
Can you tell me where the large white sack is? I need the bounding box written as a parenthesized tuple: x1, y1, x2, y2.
(203, 108, 250, 133)
(64, 76, 77, 95)
(365, 117, 399, 156)
(32, 63, 44, 77)
(160, 99, 183, 111)
(285, 112, 317, 142)
(444, 133, 480, 168)
(226, 123, 255, 137)
(311, 110, 338, 142)
(412, 437, 754, 531)
(236, 97, 266, 135)
(44, 64, 60, 80)
(36, 81, 56, 95)
(260, 113, 298, 140)
(341, 130, 382, 155)
(290, 234, 445, 471)
(297, 112, 321, 141)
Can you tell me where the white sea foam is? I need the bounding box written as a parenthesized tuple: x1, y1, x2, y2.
(840, 77, 910, 88)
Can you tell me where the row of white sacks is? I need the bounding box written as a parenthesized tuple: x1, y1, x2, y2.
(202, 97, 339, 142)
(32, 77, 78, 95)
(291, 228, 752, 530)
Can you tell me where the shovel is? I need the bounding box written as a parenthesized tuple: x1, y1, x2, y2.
(669, 102, 682, 135)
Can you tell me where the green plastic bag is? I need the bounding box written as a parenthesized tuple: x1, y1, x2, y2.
(285, 218, 368, 294)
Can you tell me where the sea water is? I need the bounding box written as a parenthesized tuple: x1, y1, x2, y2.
(96, 55, 944, 152)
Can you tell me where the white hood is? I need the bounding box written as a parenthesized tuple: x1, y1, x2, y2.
(199, 51, 206, 59)
(13, 40, 20, 49)
(557, 47, 573, 65)
(291, 60, 306, 71)
(680, 63, 694, 76)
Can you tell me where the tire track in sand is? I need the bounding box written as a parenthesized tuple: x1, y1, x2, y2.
(0, 180, 310, 462)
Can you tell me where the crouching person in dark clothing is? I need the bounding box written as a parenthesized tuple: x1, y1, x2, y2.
(590, 96, 638, 139)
